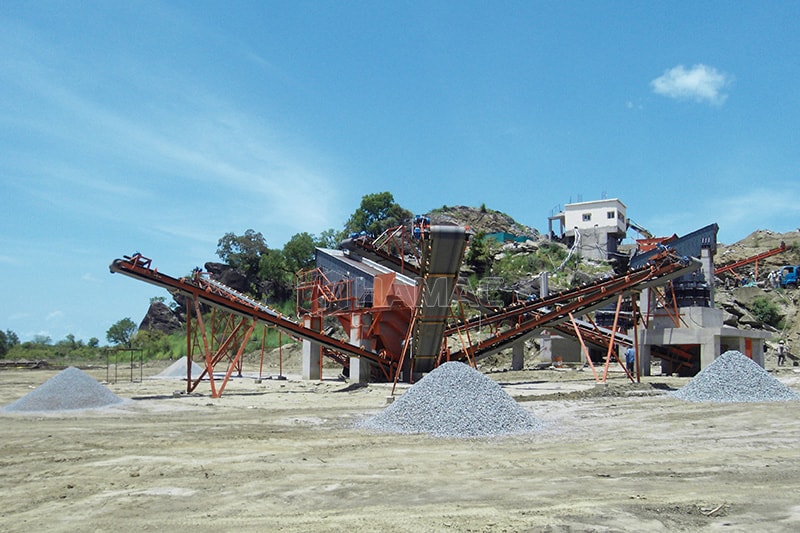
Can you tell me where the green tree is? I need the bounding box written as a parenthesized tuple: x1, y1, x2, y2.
(32, 334, 51, 345)
(133, 329, 170, 359)
(5, 329, 19, 347)
(107, 318, 138, 348)
(316, 228, 343, 249)
(261, 250, 294, 300)
(87, 337, 100, 348)
(344, 192, 412, 237)
(216, 229, 269, 276)
(466, 231, 492, 276)
(283, 232, 316, 274)
(0, 330, 8, 357)
(64, 334, 78, 349)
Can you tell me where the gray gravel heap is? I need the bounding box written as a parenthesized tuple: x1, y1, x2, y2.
(670, 350, 800, 403)
(154, 356, 204, 379)
(2, 367, 124, 412)
(358, 361, 544, 438)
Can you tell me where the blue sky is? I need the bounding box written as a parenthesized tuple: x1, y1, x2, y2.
(2, 1, 800, 344)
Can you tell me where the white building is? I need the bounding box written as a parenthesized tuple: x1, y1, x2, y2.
(548, 198, 627, 261)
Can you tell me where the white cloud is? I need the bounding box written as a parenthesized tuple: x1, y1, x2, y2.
(46, 310, 65, 321)
(81, 273, 101, 283)
(651, 64, 732, 105)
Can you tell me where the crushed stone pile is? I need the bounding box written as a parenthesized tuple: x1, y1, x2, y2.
(358, 361, 544, 438)
(2, 367, 124, 412)
(671, 350, 800, 403)
(153, 356, 205, 379)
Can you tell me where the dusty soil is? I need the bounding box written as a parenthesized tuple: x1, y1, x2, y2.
(2, 360, 800, 533)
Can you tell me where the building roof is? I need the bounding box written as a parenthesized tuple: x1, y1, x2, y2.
(316, 248, 416, 286)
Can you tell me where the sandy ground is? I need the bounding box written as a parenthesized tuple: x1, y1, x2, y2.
(2, 359, 800, 533)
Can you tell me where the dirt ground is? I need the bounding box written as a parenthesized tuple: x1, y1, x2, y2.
(2, 357, 800, 533)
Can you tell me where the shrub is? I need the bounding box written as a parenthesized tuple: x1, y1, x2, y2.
(750, 296, 784, 328)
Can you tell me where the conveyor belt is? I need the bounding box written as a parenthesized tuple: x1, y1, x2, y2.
(447, 251, 701, 361)
(109, 255, 394, 378)
(409, 226, 469, 373)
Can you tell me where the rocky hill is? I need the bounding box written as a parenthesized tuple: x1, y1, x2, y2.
(715, 229, 800, 357)
(428, 205, 539, 238)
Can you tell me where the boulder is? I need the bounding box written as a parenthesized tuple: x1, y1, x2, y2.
(205, 262, 251, 294)
(139, 301, 183, 334)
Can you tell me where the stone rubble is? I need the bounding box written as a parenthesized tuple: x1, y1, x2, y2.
(357, 361, 544, 438)
(670, 350, 800, 402)
(152, 356, 205, 379)
(2, 366, 124, 412)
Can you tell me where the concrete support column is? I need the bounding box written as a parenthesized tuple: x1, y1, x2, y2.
(539, 331, 552, 365)
(349, 313, 362, 346)
(639, 288, 652, 318)
(349, 356, 373, 383)
(301, 316, 323, 380)
(752, 339, 765, 367)
(540, 272, 549, 298)
(346, 313, 375, 383)
(700, 336, 720, 371)
(511, 341, 524, 371)
(640, 344, 652, 376)
(701, 246, 715, 308)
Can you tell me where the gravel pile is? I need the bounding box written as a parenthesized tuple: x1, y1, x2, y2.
(2, 367, 124, 412)
(153, 356, 204, 379)
(671, 350, 800, 403)
(358, 361, 544, 438)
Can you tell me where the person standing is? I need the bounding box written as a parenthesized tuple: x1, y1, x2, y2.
(625, 346, 636, 375)
(778, 341, 786, 366)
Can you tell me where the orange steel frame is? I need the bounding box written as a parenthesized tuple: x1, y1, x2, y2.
(112, 246, 699, 393)
(296, 268, 357, 317)
(714, 241, 786, 281)
(111, 254, 397, 393)
(445, 250, 699, 361)
(185, 302, 256, 398)
(352, 225, 421, 277)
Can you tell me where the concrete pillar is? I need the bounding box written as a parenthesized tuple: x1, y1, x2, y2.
(301, 316, 322, 380)
(345, 313, 376, 382)
(700, 335, 720, 371)
(540, 272, 549, 298)
(639, 288, 652, 318)
(349, 313, 373, 349)
(511, 341, 524, 371)
(539, 331, 552, 364)
(640, 343, 652, 376)
(752, 338, 765, 367)
(701, 246, 715, 308)
(349, 356, 374, 383)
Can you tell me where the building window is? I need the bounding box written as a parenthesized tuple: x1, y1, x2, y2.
(582, 213, 591, 222)
(607, 211, 616, 219)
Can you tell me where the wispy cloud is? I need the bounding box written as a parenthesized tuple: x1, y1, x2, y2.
(1, 24, 345, 248)
(651, 64, 732, 106)
(637, 183, 800, 245)
(46, 310, 64, 321)
(81, 273, 101, 283)
(712, 187, 800, 234)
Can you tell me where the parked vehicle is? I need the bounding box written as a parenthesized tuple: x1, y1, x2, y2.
(779, 265, 800, 289)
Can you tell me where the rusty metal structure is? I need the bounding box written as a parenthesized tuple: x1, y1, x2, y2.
(714, 241, 787, 282)
(111, 217, 705, 394)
